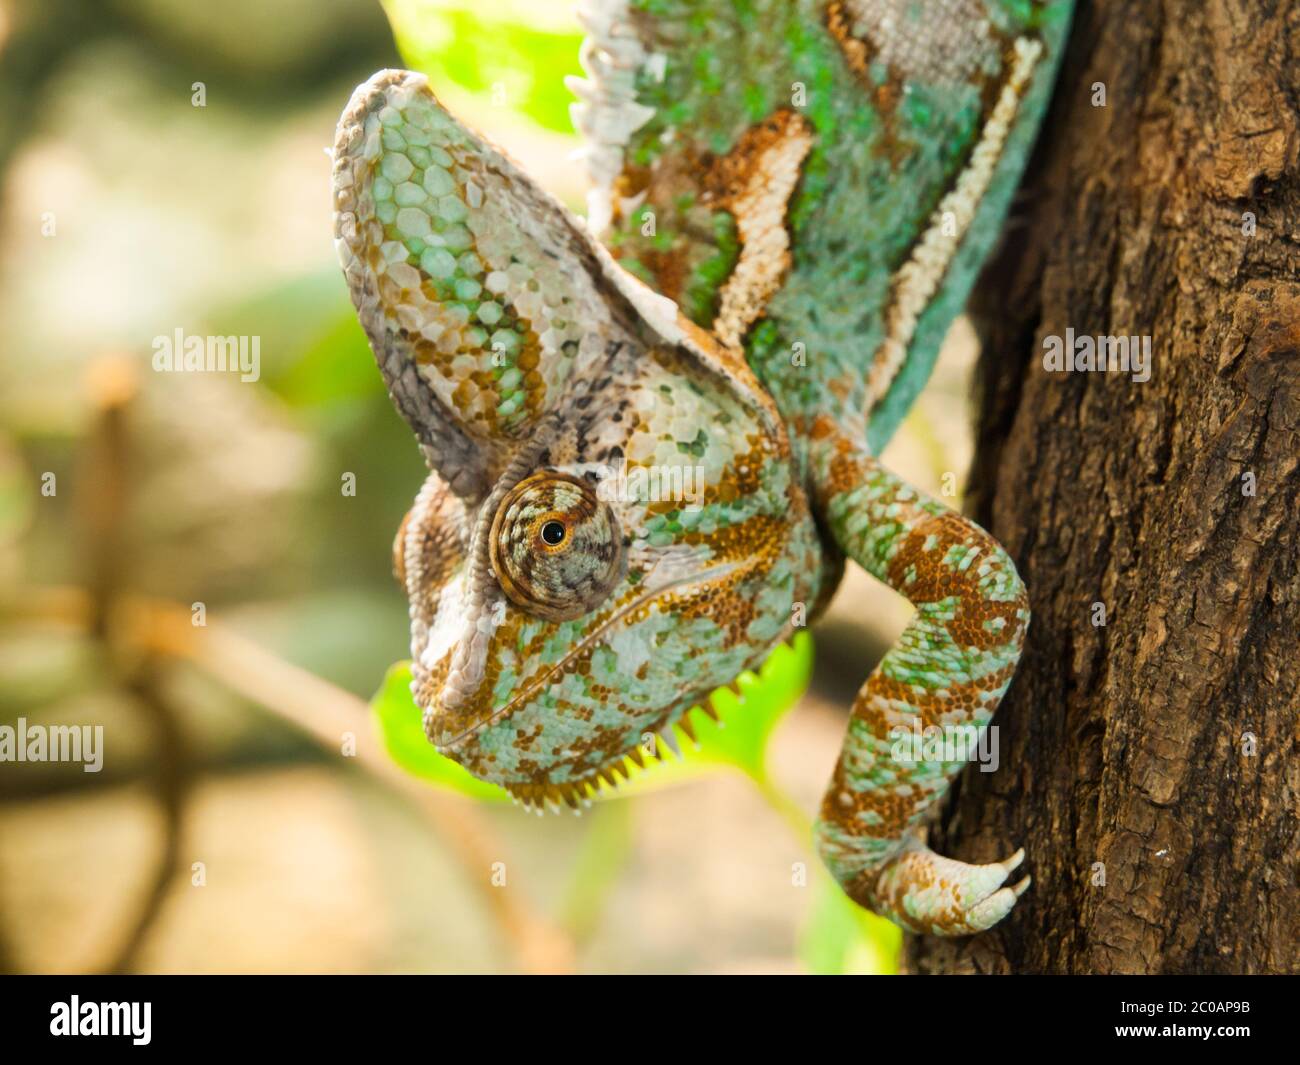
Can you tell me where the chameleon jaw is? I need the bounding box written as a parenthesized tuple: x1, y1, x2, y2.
(491, 659, 753, 815)
(424, 556, 746, 754)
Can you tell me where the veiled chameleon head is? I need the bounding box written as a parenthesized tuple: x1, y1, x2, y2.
(333, 71, 822, 808)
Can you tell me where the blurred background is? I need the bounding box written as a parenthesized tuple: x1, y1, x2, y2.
(0, 0, 980, 974)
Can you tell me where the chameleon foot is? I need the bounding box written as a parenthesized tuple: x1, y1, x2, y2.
(869, 839, 1031, 936)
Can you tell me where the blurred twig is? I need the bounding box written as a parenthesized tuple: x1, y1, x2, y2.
(7, 583, 576, 975)
(0, 876, 15, 974)
(78, 358, 194, 975)
(106, 661, 189, 973)
(145, 594, 575, 974)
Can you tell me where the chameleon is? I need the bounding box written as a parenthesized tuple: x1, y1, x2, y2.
(331, 0, 1074, 936)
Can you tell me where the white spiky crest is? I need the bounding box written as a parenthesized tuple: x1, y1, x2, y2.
(566, 0, 658, 237)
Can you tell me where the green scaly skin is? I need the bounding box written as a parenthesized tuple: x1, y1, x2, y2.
(333, 0, 1073, 935)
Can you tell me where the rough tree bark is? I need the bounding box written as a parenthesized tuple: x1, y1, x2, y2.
(908, 0, 1300, 974)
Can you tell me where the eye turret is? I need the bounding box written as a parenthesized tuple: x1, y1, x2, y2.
(489, 472, 624, 621)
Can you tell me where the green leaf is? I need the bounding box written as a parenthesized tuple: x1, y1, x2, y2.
(381, 0, 584, 133)
(203, 272, 383, 409)
(690, 633, 813, 776)
(799, 873, 903, 975)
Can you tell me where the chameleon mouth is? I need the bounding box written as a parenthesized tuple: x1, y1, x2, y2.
(499, 625, 799, 813)
(425, 557, 745, 753)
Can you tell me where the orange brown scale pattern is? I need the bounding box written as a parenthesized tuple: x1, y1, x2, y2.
(335, 32, 1053, 934)
(824, 1, 908, 160)
(809, 421, 1030, 934)
(392, 330, 821, 796)
(334, 70, 646, 500)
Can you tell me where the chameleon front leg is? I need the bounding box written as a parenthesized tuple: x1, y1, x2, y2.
(809, 421, 1031, 936)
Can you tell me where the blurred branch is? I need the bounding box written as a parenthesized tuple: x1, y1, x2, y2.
(105, 660, 189, 974)
(6, 583, 576, 975)
(77, 358, 194, 975)
(0, 873, 14, 974)
(81, 359, 134, 636)
(148, 593, 575, 974)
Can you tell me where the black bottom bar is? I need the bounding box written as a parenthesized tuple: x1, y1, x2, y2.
(0, 972, 1291, 1051)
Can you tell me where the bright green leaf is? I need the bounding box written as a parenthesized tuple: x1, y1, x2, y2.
(381, 0, 584, 133)
(800, 873, 902, 975)
(689, 632, 813, 777)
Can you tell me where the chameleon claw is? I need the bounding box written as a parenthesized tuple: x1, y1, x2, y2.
(963, 884, 1022, 934)
(961, 868, 1031, 932)
(858, 839, 1033, 936)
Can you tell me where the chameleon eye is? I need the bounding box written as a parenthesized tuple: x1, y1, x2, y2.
(489, 472, 624, 621)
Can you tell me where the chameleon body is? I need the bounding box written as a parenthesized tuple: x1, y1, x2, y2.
(332, 0, 1073, 936)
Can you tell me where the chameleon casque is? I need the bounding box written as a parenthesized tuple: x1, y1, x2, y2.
(332, 0, 1074, 936)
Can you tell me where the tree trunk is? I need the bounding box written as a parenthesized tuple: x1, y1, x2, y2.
(907, 0, 1300, 974)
